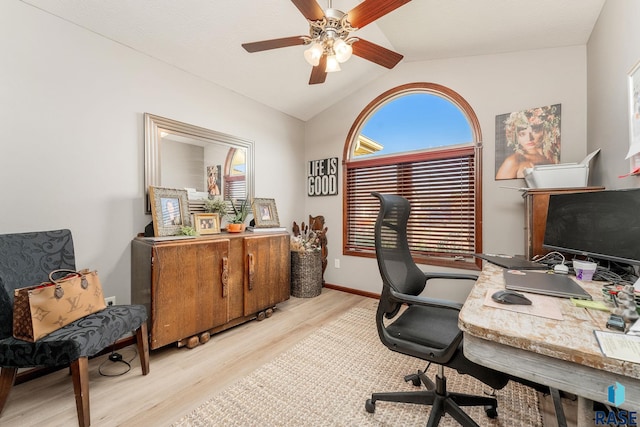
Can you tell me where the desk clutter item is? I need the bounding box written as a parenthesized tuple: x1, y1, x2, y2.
(491, 290, 532, 305)
(475, 253, 548, 270)
(628, 318, 640, 336)
(594, 330, 640, 364)
(13, 269, 106, 342)
(607, 284, 639, 323)
(573, 260, 597, 281)
(570, 298, 610, 311)
(601, 283, 640, 305)
(606, 314, 626, 332)
(504, 269, 593, 300)
(484, 288, 564, 320)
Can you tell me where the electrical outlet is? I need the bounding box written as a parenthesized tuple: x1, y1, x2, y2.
(105, 296, 116, 306)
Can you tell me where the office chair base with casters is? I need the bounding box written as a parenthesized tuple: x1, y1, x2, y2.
(365, 365, 498, 427)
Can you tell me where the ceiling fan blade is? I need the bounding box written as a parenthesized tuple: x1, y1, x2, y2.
(347, 0, 411, 29)
(309, 55, 327, 85)
(351, 39, 403, 69)
(291, 0, 325, 21)
(242, 36, 305, 53)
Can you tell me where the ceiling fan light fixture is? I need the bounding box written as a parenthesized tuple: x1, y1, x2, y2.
(333, 38, 352, 63)
(304, 42, 323, 66)
(242, 0, 411, 85)
(325, 55, 341, 72)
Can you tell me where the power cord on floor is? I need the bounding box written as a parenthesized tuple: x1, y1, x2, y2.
(98, 346, 138, 377)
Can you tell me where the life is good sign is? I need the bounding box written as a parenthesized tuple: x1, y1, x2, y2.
(307, 157, 338, 196)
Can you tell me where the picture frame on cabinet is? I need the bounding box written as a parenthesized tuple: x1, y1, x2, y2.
(149, 186, 191, 237)
(194, 213, 220, 235)
(252, 198, 280, 228)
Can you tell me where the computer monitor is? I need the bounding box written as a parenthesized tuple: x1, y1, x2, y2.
(543, 188, 640, 266)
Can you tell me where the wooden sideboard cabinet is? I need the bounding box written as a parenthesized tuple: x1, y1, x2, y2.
(522, 187, 605, 260)
(131, 232, 290, 350)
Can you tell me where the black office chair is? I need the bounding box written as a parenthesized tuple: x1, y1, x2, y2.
(365, 193, 512, 426)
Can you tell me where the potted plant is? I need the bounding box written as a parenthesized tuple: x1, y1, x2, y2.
(179, 225, 196, 236)
(226, 198, 250, 232)
(204, 197, 227, 216)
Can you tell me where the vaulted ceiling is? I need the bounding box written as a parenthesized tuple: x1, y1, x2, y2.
(21, 0, 606, 121)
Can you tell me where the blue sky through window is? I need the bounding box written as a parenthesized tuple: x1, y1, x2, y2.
(359, 93, 472, 156)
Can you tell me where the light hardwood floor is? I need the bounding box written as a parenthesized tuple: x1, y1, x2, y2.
(1, 288, 575, 426)
(1, 289, 374, 426)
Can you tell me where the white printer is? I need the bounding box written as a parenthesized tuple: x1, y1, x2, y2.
(523, 149, 600, 189)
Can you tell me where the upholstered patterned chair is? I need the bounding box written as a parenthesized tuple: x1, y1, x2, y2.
(0, 229, 149, 427)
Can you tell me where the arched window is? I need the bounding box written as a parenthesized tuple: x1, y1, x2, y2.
(343, 83, 482, 269)
(224, 148, 246, 201)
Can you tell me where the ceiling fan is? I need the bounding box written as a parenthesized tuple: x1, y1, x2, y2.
(242, 0, 411, 85)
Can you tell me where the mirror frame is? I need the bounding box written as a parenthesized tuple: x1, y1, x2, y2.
(144, 113, 255, 214)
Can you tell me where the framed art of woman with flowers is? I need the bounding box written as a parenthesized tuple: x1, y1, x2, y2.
(495, 104, 561, 179)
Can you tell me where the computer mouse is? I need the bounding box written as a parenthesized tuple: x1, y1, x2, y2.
(491, 290, 532, 305)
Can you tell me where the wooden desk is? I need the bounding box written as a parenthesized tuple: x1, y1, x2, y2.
(459, 263, 640, 425)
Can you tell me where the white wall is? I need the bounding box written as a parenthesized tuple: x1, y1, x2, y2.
(587, 0, 640, 189)
(7, 0, 635, 301)
(306, 47, 588, 295)
(1, 1, 306, 304)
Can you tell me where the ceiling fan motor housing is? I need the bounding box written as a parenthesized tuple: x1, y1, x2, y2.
(308, 9, 355, 45)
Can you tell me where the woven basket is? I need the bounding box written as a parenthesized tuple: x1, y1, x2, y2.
(290, 250, 322, 298)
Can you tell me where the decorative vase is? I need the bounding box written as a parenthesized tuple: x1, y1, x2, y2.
(227, 223, 245, 233)
(290, 250, 322, 298)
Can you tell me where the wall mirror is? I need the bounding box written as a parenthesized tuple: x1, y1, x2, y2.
(144, 113, 254, 214)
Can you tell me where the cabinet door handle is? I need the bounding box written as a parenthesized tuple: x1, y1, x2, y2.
(221, 256, 229, 297)
(248, 253, 255, 290)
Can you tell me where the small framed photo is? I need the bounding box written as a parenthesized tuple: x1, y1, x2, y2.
(149, 186, 191, 237)
(252, 198, 280, 228)
(194, 213, 220, 235)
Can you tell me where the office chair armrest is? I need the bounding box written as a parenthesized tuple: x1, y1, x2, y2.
(423, 272, 478, 282)
(389, 288, 463, 311)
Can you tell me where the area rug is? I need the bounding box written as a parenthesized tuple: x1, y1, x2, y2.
(173, 306, 542, 426)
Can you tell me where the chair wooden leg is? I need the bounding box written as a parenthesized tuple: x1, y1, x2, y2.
(70, 357, 90, 427)
(0, 367, 18, 414)
(136, 322, 150, 375)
